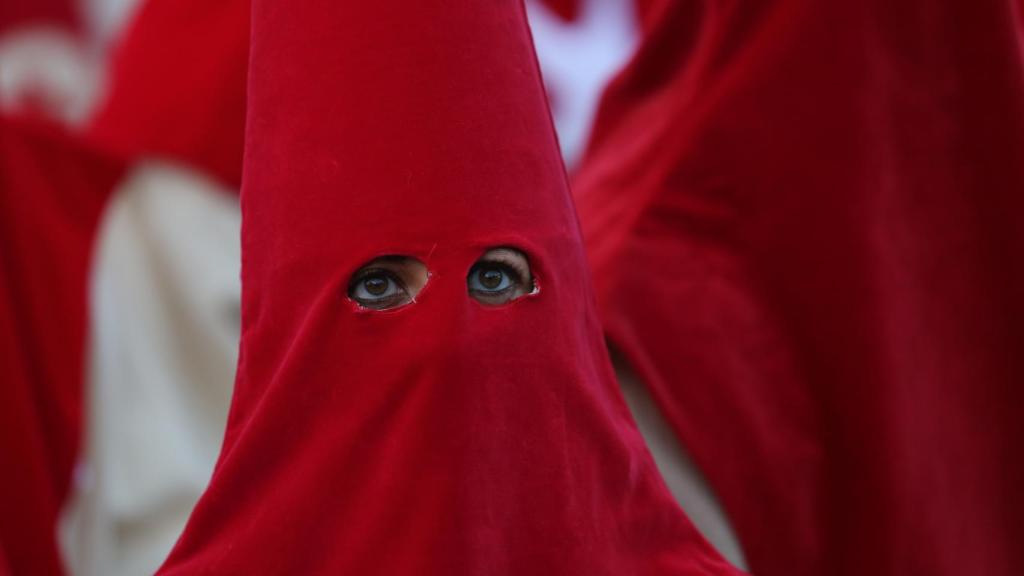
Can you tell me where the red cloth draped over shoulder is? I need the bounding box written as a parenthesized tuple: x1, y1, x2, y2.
(0, 115, 125, 575)
(573, 1, 1024, 575)
(86, 0, 249, 188)
(157, 0, 741, 574)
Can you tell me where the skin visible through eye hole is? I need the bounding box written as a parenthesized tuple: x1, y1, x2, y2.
(347, 255, 428, 310)
(467, 247, 534, 306)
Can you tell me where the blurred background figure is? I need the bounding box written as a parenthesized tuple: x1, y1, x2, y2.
(2, 0, 245, 574)
(573, 1, 1024, 575)
(0, 0, 98, 124)
(1, 101, 124, 576)
(1, 6, 117, 576)
(56, 1, 246, 574)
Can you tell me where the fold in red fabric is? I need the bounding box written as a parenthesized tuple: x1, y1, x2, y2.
(158, 1, 740, 573)
(573, 1, 1024, 574)
(0, 0, 78, 35)
(0, 115, 125, 575)
(86, 0, 250, 188)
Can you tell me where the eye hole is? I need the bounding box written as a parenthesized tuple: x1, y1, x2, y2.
(348, 256, 428, 310)
(467, 247, 534, 306)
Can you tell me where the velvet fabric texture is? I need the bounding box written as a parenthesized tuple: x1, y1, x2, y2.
(573, 1, 1024, 575)
(0, 115, 124, 575)
(158, 1, 739, 574)
(86, 0, 250, 188)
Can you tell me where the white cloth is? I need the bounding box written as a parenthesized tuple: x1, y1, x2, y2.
(59, 161, 240, 576)
(525, 0, 638, 168)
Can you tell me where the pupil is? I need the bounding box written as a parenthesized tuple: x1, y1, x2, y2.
(480, 268, 503, 290)
(364, 277, 389, 296)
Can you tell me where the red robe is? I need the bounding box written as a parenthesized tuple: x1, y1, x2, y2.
(0, 0, 248, 570)
(574, 1, 1024, 574)
(158, 0, 740, 573)
(0, 116, 124, 576)
(0, 0, 77, 35)
(87, 0, 250, 188)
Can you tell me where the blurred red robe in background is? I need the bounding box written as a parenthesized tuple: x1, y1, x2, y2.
(0, 0, 78, 35)
(574, 1, 1024, 574)
(0, 115, 123, 576)
(0, 0, 248, 572)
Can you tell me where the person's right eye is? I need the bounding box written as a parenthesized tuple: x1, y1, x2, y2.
(348, 268, 411, 310)
(346, 255, 429, 311)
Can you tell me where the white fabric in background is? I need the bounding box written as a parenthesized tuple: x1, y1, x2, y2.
(525, 0, 638, 168)
(0, 26, 102, 124)
(59, 161, 240, 576)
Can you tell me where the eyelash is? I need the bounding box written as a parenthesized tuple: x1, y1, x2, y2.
(351, 267, 395, 287)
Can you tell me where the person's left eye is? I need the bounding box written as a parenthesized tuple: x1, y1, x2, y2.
(467, 247, 533, 305)
(347, 256, 429, 311)
(467, 264, 514, 294)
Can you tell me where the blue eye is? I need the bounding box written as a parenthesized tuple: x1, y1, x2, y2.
(468, 265, 513, 293)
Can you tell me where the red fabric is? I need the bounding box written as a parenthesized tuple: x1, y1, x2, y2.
(0, 0, 77, 34)
(574, 1, 1024, 575)
(159, 1, 739, 573)
(538, 0, 582, 22)
(86, 0, 249, 188)
(0, 115, 124, 575)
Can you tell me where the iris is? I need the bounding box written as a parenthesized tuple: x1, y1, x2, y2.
(363, 276, 390, 296)
(467, 248, 534, 305)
